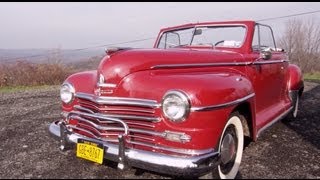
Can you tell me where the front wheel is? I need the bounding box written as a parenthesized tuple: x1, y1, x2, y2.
(201, 113, 244, 179)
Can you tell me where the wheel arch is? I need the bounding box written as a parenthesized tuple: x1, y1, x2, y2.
(230, 101, 255, 141)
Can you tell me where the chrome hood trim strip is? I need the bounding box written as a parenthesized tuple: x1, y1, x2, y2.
(151, 62, 252, 69)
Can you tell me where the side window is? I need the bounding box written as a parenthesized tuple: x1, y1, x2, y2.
(158, 34, 166, 49)
(252, 24, 276, 51)
(157, 32, 181, 49)
(252, 26, 259, 51)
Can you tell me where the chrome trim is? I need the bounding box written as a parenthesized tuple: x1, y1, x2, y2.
(99, 114, 160, 122)
(70, 114, 165, 137)
(49, 121, 216, 157)
(70, 124, 155, 142)
(151, 59, 289, 69)
(72, 107, 160, 122)
(151, 62, 252, 69)
(60, 82, 75, 104)
(74, 105, 95, 114)
(164, 130, 191, 143)
(75, 92, 161, 108)
(76, 102, 155, 114)
(97, 82, 117, 88)
(257, 106, 293, 138)
(129, 135, 155, 142)
(49, 120, 220, 176)
(124, 121, 155, 128)
(118, 135, 126, 170)
(68, 125, 119, 142)
(128, 140, 213, 156)
(155, 23, 248, 50)
(191, 93, 255, 112)
(252, 59, 289, 65)
(68, 111, 129, 136)
(61, 111, 69, 118)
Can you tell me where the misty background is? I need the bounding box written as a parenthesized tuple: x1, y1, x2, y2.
(0, 2, 320, 63)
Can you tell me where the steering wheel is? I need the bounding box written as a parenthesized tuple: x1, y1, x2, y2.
(214, 40, 225, 46)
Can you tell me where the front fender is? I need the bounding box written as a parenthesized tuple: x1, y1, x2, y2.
(116, 69, 254, 110)
(61, 70, 97, 111)
(114, 69, 254, 149)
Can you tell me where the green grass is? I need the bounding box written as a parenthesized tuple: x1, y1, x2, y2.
(0, 85, 59, 93)
(304, 72, 320, 83)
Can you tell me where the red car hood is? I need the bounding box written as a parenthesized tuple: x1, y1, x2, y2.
(97, 48, 245, 84)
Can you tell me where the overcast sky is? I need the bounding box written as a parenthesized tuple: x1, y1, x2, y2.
(0, 2, 320, 49)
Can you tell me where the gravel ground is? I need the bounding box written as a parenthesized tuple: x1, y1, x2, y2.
(0, 82, 319, 179)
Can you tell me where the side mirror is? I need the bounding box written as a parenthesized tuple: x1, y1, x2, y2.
(193, 29, 202, 36)
(261, 49, 272, 60)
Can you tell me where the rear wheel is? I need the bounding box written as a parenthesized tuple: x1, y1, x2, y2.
(201, 113, 244, 179)
(284, 93, 300, 122)
(292, 95, 299, 118)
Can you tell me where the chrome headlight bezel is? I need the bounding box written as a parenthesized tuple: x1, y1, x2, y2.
(60, 82, 75, 104)
(161, 90, 190, 123)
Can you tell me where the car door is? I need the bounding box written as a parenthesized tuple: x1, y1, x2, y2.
(250, 24, 287, 129)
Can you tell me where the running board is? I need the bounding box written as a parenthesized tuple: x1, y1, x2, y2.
(256, 106, 293, 138)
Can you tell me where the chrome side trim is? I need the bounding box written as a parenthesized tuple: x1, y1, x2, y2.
(151, 60, 289, 69)
(97, 82, 117, 88)
(252, 59, 289, 65)
(191, 93, 255, 112)
(151, 62, 252, 69)
(75, 92, 161, 108)
(257, 106, 293, 138)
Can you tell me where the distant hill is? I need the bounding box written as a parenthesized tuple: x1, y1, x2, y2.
(68, 54, 104, 72)
(0, 48, 105, 65)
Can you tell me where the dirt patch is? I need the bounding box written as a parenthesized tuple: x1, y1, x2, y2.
(0, 82, 319, 178)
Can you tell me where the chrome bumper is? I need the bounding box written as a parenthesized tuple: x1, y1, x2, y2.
(48, 120, 220, 177)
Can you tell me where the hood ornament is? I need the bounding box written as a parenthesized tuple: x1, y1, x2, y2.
(95, 73, 116, 95)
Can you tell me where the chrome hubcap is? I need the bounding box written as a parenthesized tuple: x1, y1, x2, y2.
(220, 133, 236, 164)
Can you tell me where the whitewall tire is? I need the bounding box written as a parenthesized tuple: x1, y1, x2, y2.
(216, 114, 244, 179)
(199, 113, 245, 179)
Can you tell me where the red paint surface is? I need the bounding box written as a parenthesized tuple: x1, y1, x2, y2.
(61, 20, 304, 151)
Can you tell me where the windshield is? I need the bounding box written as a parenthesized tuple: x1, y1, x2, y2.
(157, 25, 246, 49)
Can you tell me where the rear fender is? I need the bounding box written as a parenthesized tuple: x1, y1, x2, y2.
(287, 64, 304, 91)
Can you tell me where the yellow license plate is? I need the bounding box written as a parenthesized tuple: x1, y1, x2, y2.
(76, 139, 104, 164)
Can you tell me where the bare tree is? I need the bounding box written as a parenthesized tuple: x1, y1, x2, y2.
(278, 18, 320, 73)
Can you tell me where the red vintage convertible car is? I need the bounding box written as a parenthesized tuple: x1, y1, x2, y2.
(49, 20, 304, 178)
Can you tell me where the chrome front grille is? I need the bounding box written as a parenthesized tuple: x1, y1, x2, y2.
(65, 92, 202, 156)
(67, 93, 163, 150)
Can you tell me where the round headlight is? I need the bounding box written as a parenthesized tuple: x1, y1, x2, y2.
(60, 83, 75, 104)
(162, 90, 190, 122)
